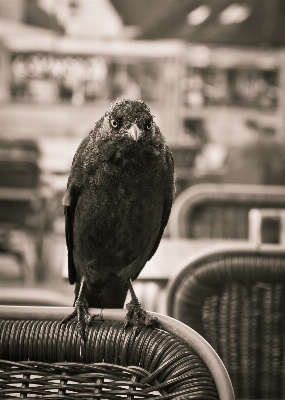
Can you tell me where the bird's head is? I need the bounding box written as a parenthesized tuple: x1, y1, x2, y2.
(96, 99, 164, 145)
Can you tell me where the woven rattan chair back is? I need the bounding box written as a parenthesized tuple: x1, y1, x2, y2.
(167, 243, 285, 399)
(0, 306, 234, 399)
(169, 183, 285, 239)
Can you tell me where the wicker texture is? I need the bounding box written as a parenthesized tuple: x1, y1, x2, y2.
(0, 319, 219, 399)
(187, 203, 250, 239)
(169, 184, 285, 239)
(167, 252, 285, 399)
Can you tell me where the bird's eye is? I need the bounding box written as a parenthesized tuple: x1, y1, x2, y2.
(145, 121, 153, 130)
(111, 119, 119, 128)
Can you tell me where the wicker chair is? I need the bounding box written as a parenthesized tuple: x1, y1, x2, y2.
(0, 138, 47, 284)
(168, 183, 285, 239)
(0, 306, 234, 399)
(166, 239, 285, 399)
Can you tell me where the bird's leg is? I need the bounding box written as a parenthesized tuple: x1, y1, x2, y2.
(124, 278, 158, 332)
(60, 277, 97, 340)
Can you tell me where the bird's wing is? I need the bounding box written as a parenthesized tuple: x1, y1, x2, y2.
(147, 149, 174, 260)
(132, 147, 175, 280)
(62, 134, 91, 285)
(64, 202, 77, 284)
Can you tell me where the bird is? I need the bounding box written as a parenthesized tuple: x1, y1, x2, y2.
(61, 98, 175, 339)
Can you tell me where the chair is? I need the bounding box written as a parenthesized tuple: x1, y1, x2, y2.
(0, 138, 48, 283)
(166, 230, 285, 398)
(168, 183, 285, 239)
(0, 306, 234, 399)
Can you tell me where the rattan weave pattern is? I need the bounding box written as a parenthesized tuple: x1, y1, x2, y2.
(187, 204, 250, 239)
(203, 282, 285, 399)
(168, 253, 285, 399)
(169, 183, 285, 239)
(0, 319, 219, 399)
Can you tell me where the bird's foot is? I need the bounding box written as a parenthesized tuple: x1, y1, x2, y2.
(124, 297, 158, 333)
(60, 297, 98, 341)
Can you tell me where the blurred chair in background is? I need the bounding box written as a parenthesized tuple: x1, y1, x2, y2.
(166, 209, 285, 399)
(0, 306, 234, 399)
(0, 138, 54, 284)
(168, 183, 285, 240)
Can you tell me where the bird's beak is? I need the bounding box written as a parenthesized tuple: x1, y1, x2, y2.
(127, 123, 141, 141)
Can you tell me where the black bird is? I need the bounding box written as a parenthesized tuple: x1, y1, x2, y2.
(62, 98, 175, 338)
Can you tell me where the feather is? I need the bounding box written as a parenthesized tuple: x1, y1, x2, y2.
(61, 99, 175, 336)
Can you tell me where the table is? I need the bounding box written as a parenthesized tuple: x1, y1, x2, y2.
(62, 238, 243, 313)
(133, 238, 248, 313)
(62, 238, 227, 281)
(139, 238, 221, 281)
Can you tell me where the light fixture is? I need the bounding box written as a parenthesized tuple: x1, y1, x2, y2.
(219, 3, 251, 25)
(187, 5, 211, 26)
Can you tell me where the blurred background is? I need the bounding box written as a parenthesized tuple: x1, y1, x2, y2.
(1, 0, 285, 309)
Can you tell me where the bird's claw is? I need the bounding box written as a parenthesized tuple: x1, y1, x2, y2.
(60, 297, 98, 341)
(124, 298, 158, 333)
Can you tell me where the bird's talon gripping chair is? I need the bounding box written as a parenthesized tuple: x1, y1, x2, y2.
(0, 307, 234, 399)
